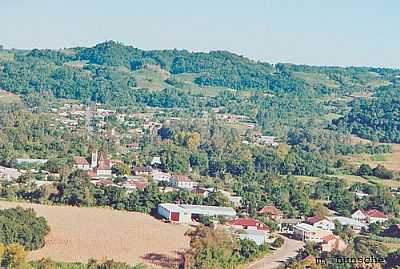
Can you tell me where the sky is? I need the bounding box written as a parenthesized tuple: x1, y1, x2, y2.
(1, 0, 399, 68)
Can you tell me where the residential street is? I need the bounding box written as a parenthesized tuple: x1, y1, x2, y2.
(246, 235, 304, 269)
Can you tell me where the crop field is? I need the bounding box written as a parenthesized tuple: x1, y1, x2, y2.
(0, 201, 190, 268)
(348, 138, 400, 173)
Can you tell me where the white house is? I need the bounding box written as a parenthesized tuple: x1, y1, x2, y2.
(293, 223, 333, 243)
(170, 175, 195, 189)
(96, 160, 112, 176)
(229, 218, 270, 233)
(320, 235, 347, 252)
(73, 156, 90, 170)
(306, 216, 335, 231)
(152, 170, 171, 183)
(327, 216, 367, 233)
(351, 209, 367, 223)
(366, 209, 388, 224)
(351, 209, 388, 224)
(0, 166, 21, 181)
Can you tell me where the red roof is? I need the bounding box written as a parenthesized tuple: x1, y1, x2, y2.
(97, 160, 111, 170)
(322, 234, 338, 242)
(191, 188, 209, 195)
(133, 166, 153, 173)
(96, 179, 114, 186)
(230, 218, 270, 231)
(303, 255, 316, 263)
(126, 180, 148, 190)
(307, 216, 324, 225)
(172, 175, 191, 182)
(74, 156, 89, 165)
(258, 205, 283, 216)
(366, 209, 387, 218)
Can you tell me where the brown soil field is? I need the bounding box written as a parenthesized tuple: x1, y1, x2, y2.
(0, 201, 190, 268)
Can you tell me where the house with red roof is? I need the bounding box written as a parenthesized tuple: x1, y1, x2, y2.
(229, 218, 270, 233)
(74, 152, 115, 177)
(351, 209, 388, 224)
(73, 156, 90, 170)
(171, 174, 195, 189)
(366, 209, 388, 224)
(191, 187, 210, 198)
(320, 234, 347, 252)
(96, 160, 112, 176)
(123, 180, 149, 190)
(258, 204, 283, 220)
(306, 216, 335, 231)
(132, 165, 153, 176)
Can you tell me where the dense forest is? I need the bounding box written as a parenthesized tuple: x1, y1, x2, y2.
(333, 84, 400, 143)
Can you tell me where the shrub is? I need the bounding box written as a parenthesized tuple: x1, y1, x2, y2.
(0, 207, 50, 250)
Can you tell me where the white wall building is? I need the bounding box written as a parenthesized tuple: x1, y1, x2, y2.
(157, 203, 236, 223)
(170, 175, 195, 189)
(293, 223, 333, 243)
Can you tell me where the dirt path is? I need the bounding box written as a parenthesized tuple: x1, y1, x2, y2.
(0, 201, 190, 267)
(246, 235, 304, 269)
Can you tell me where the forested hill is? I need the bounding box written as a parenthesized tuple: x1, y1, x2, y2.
(1, 40, 399, 105)
(332, 84, 400, 143)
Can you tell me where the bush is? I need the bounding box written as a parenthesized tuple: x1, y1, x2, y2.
(0, 207, 50, 250)
(356, 164, 373, 176)
(372, 165, 394, 179)
(271, 237, 284, 248)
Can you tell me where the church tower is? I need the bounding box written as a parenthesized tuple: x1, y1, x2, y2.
(91, 151, 98, 169)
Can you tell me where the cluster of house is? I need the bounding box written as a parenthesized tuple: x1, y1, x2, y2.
(157, 203, 274, 245)
(73, 152, 152, 190)
(0, 158, 57, 184)
(290, 208, 390, 253)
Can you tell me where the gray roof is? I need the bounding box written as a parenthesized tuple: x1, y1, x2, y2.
(158, 203, 236, 217)
(181, 204, 236, 217)
(327, 216, 367, 228)
(294, 223, 324, 232)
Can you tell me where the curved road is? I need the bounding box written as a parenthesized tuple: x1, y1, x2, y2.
(247, 235, 304, 269)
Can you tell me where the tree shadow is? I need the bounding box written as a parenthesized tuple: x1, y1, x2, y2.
(142, 251, 185, 268)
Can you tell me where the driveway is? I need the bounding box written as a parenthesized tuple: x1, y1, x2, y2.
(246, 235, 304, 269)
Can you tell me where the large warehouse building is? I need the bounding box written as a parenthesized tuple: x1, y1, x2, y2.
(158, 203, 236, 223)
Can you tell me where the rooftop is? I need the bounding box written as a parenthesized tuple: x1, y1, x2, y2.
(327, 216, 367, 228)
(307, 216, 325, 225)
(74, 156, 89, 165)
(258, 205, 283, 215)
(294, 223, 324, 233)
(172, 175, 191, 182)
(158, 203, 236, 217)
(366, 209, 387, 218)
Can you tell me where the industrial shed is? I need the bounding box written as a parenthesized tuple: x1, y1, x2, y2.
(157, 203, 236, 223)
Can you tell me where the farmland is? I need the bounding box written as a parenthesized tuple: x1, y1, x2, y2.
(0, 201, 190, 268)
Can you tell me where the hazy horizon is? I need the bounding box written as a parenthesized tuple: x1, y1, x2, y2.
(1, 0, 399, 68)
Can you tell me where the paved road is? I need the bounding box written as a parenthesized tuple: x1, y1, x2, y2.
(246, 235, 304, 269)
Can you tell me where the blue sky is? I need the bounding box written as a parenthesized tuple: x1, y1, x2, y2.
(1, 0, 399, 68)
